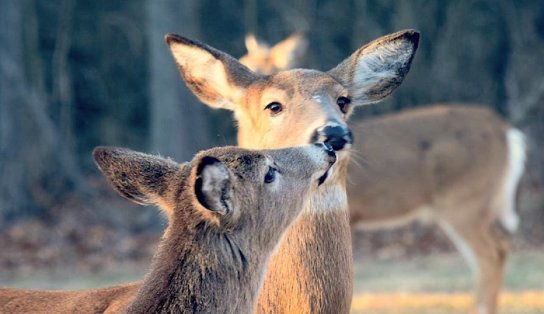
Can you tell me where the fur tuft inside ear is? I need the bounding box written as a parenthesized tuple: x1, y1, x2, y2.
(194, 156, 233, 215)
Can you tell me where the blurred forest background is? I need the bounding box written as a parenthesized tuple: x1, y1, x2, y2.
(1, 0, 543, 287)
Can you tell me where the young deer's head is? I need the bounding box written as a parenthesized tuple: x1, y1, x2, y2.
(239, 32, 308, 74)
(166, 30, 418, 187)
(93, 144, 335, 249)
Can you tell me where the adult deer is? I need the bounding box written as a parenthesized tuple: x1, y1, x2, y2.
(348, 105, 525, 314)
(237, 35, 526, 314)
(0, 144, 336, 313)
(166, 29, 419, 313)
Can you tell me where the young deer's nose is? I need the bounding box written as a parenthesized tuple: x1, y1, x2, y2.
(314, 124, 353, 151)
(313, 143, 337, 163)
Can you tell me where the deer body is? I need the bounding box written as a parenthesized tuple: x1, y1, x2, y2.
(348, 105, 525, 314)
(349, 105, 510, 224)
(166, 30, 419, 313)
(0, 145, 336, 314)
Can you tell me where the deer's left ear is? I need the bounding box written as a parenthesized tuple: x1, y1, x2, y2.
(193, 156, 233, 216)
(328, 29, 419, 106)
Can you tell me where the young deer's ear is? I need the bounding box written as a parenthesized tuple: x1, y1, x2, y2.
(165, 34, 259, 111)
(328, 29, 419, 106)
(194, 156, 233, 215)
(270, 32, 308, 70)
(93, 147, 179, 211)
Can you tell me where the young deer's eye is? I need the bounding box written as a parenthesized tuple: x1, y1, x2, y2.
(264, 167, 277, 184)
(336, 96, 351, 113)
(264, 102, 283, 116)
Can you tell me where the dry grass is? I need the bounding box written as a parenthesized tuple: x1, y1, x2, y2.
(2, 249, 543, 313)
(351, 291, 544, 313)
(351, 250, 544, 313)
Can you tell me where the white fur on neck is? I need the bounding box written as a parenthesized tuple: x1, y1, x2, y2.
(306, 183, 348, 213)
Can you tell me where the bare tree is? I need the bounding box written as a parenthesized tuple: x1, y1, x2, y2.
(0, 0, 84, 222)
(147, 0, 212, 162)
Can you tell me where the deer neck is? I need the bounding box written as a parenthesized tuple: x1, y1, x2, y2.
(255, 153, 353, 313)
(307, 154, 350, 213)
(126, 215, 267, 314)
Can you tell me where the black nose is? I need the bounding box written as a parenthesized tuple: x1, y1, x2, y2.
(315, 125, 353, 151)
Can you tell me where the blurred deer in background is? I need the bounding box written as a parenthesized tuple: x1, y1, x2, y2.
(167, 30, 419, 313)
(0, 144, 336, 313)
(239, 32, 308, 75)
(348, 105, 525, 314)
(239, 33, 526, 314)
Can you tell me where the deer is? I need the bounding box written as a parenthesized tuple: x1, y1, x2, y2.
(239, 32, 308, 75)
(0, 144, 337, 313)
(236, 34, 526, 314)
(347, 104, 526, 314)
(166, 29, 420, 313)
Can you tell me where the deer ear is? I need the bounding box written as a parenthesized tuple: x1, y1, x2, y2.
(93, 147, 179, 213)
(166, 34, 259, 111)
(244, 34, 265, 54)
(328, 29, 419, 106)
(270, 32, 308, 70)
(194, 156, 233, 215)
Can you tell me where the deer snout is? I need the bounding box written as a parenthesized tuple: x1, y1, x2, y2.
(312, 143, 337, 186)
(313, 143, 337, 165)
(313, 123, 353, 151)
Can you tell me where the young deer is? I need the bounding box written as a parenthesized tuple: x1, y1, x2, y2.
(166, 30, 419, 313)
(0, 144, 336, 313)
(239, 32, 308, 75)
(237, 34, 524, 314)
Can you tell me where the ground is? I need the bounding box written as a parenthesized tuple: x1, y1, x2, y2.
(1, 249, 543, 313)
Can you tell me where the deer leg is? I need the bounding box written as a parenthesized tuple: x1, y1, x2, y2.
(439, 214, 512, 314)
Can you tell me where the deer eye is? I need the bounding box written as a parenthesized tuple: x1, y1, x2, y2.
(336, 96, 351, 113)
(264, 167, 277, 184)
(264, 102, 283, 116)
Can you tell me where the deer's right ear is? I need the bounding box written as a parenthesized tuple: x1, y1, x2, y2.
(166, 34, 259, 111)
(93, 147, 179, 213)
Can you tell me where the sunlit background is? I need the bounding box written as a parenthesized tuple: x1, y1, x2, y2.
(1, 1, 543, 313)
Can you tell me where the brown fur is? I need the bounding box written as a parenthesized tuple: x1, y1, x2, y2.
(166, 30, 419, 313)
(348, 105, 523, 314)
(0, 145, 335, 314)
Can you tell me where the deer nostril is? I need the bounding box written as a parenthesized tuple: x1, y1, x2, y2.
(324, 138, 347, 151)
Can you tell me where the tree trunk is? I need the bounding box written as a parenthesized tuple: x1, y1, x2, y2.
(147, 0, 212, 162)
(0, 0, 84, 223)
